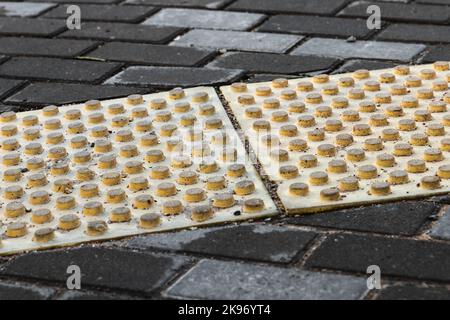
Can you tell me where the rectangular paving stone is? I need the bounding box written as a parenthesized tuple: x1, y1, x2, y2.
(377, 24, 450, 44)
(338, 1, 450, 24)
(305, 234, 450, 282)
(0, 248, 190, 293)
(0, 2, 55, 17)
(207, 52, 338, 74)
(228, 0, 349, 15)
(333, 59, 397, 74)
(0, 282, 55, 300)
(5, 82, 147, 106)
(60, 22, 183, 43)
(287, 201, 439, 236)
(0, 37, 98, 57)
(106, 66, 244, 87)
(172, 30, 302, 54)
(123, 224, 316, 263)
(165, 259, 368, 300)
(125, 0, 232, 9)
(376, 284, 450, 300)
(430, 207, 450, 240)
(87, 42, 215, 66)
(0, 57, 122, 82)
(0, 78, 24, 99)
(0, 17, 66, 36)
(422, 45, 450, 63)
(143, 8, 265, 31)
(42, 4, 156, 22)
(259, 15, 373, 39)
(291, 38, 425, 61)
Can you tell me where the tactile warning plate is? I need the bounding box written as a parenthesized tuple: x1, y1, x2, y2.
(221, 62, 450, 214)
(0, 87, 277, 255)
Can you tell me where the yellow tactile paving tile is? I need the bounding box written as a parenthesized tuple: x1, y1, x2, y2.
(221, 62, 450, 214)
(0, 87, 277, 255)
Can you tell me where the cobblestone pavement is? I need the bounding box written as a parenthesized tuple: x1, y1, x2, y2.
(0, 0, 450, 300)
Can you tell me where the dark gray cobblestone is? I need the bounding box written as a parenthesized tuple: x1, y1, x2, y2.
(377, 24, 450, 44)
(422, 45, 450, 63)
(207, 52, 338, 74)
(0, 57, 122, 82)
(287, 201, 439, 236)
(0, 37, 98, 57)
(305, 234, 450, 282)
(42, 4, 157, 22)
(87, 42, 215, 66)
(60, 22, 183, 43)
(259, 15, 373, 39)
(338, 1, 450, 24)
(122, 224, 317, 263)
(5, 82, 147, 106)
(0, 78, 24, 99)
(0, 17, 66, 36)
(0, 247, 192, 294)
(228, 0, 349, 15)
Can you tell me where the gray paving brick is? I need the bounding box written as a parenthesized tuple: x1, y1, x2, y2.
(422, 44, 450, 63)
(0, 247, 191, 294)
(430, 207, 450, 240)
(306, 234, 450, 282)
(5, 82, 147, 106)
(106, 66, 244, 87)
(60, 22, 183, 43)
(291, 38, 425, 61)
(0, 17, 65, 36)
(123, 224, 316, 263)
(259, 15, 373, 39)
(208, 52, 338, 74)
(377, 24, 450, 44)
(143, 8, 265, 31)
(0, 57, 121, 82)
(43, 4, 156, 22)
(228, 0, 349, 15)
(376, 285, 450, 300)
(333, 59, 397, 74)
(0, 2, 55, 17)
(87, 42, 214, 66)
(172, 30, 302, 53)
(0, 282, 55, 300)
(0, 78, 24, 99)
(288, 201, 439, 236)
(0, 37, 98, 57)
(124, 0, 232, 9)
(338, 1, 450, 24)
(165, 259, 367, 300)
